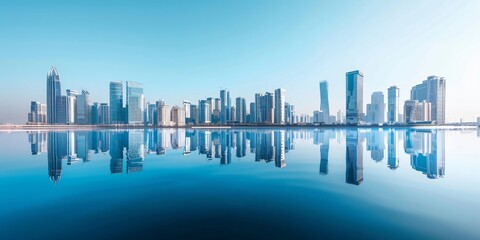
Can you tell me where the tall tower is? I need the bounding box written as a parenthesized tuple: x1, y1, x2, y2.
(110, 81, 124, 124)
(274, 88, 286, 124)
(319, 81, 330, 123)
(46, 66, 61, 124)
(346, 70, 364, 124)
(126, 81, 144, 124)
(220, 89, 230, 124)
(387, 86, 400, 123)
(410, 76, 446, 124)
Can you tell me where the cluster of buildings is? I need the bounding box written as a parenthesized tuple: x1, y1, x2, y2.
(28, 66, 294, 126)
(314, 70, 446, 125)
(27, 66, 446, 126)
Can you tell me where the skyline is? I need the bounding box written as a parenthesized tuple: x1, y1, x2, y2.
(1, 1, 480, 123)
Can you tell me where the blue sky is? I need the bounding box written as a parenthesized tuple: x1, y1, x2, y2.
(1, 0, 479, 123)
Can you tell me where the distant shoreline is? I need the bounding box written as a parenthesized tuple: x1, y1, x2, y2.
(0, 123, 477, 131)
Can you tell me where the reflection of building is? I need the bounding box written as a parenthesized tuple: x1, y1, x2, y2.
(28, 132, 47, 155)
(235, 131, 246, 158)
(346, 130, 363, 185)
(126, 130, 144, 173)
(255, 131, 274, 162)
(47, 132, 67, 183)
(404, 130, 445, 179)
(366, 130, 385, 161)
(387, 130, 399, 169)
(110, 131, 125, 174)
(274, 131, 286, 168)
(314, 130, 332, 175)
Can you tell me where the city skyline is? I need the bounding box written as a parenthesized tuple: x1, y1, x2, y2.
(1, 1, 480, 123)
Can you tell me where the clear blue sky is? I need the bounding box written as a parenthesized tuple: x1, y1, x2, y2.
(1, 0, 479, 124)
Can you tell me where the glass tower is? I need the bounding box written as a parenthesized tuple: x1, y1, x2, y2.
(110, 81, 124, 124)
(387, 86, 400, 123)
(46, 66, 61, 124)
(319, 81, 330, 124)
(126, 81, 144, 124)
(346, 70, 364, 124)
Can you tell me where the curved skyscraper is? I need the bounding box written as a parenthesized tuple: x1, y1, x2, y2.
(46, 66, 61, 124)
(319, 81, 330, 124)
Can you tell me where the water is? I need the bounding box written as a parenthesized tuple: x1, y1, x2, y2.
(0, 128, 478, 239)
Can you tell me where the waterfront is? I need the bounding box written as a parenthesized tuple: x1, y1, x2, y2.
(0, 128, 478, 239)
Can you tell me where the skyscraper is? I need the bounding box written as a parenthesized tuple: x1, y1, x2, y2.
(170, 106, 185, 127)
(404, 100, 431, 123)
(199, 100, 211, 124)
(109, 81, 124, 124)
(28, 101, 47, 124)
(66, 89, 78, 124)
(46, 66, 61, 124)
(410, 76, 446, 124)
(157, 100, 170, 126)
(220, 89, 230, 124)
(255, 92, 274, 123)
(235, 97, 246, 123)
(274, 88, 286, 124)
(284, 102, 295, 124)
(346, 70, 364, 124)
(183, 100, 191, 123)
(387, 86, 400, 123)
(319, 81, 330, 124)
(126, 81, 144, 124)
(366, 92, 385, 124)
(76, 90, 92, 125)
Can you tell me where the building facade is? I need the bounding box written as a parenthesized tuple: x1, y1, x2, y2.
(126, 81, 144, 124)
(387, 86, 400, 123)
(319, 81, 330, 124)
(346, 70, 364, 124)
(274, 88, 286, 124)
(410, 76, 446, 124)
(109, 81, 124, 124)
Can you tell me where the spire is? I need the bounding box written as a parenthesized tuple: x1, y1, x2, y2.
(48, 66, 60, 78)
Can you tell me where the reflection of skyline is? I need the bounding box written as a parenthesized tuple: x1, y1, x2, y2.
(28, 128, 448, 184)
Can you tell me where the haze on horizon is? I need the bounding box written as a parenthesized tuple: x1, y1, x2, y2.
(1, 0, 479, 124)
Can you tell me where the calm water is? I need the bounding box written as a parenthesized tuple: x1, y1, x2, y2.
(0, 128, 478, 239)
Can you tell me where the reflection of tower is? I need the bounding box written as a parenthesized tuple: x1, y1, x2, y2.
(47, 132, 67, 183)
(317, 130, 330, 175)
(66, 131, 80, 165)
(405, 130, 445, 179)
(387, 130, 399, 169)
(235, 131, 246, 158)
(284, 130, 295, 152)
(255, 131, 274, 162)
(274, 131, 286, 168)
(187, 130, 198, 152)
(127, 130, 145, 173)
(346, 130, 363, 185)
(156, 129, 170, 155)
(76, 132, 93, 162)
(366, 130, 385, 162)
(98, 131, 110, 153)
(220, 131, 231, 165)
(110, 131, 125, 174)
(28, 132, 47, 155)
(171, 129, 185, 150)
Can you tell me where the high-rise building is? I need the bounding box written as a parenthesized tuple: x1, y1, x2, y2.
(199, 100, 211, 124)
(319, 81, 330, 124)
(66, 89, 78, 124)
(98, 103, 110, 124)
(220, 89, 231, 124)
(255, 92, 274, 123)
(28, 101, 47, 124)
(249, 102, 256, 123)
(157, 100, 170, 126)
(410, 76, 446, 124)
(147, 103, 157, 125)
(346, 70, 364, 124)
(183, 100, 191, 122)
(126, 81, 144, 124)
(235, 97, 247, 123)
(274, 88, 286, 124)
(46, 66, 62, 124)
(366, 92, 385, 124)
(170, 106, 185, 127)
(387, 86, 400, 123)
(190, 104, 198, 125)
(404, 100, 431, 123)
(109, 81, 124, 124)
(284, 102, 294, 124)
(76, 90, 92, 125)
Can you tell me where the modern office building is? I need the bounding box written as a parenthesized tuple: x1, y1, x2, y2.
(284, 102, 294, 124)
(274, 88, 286, 124)
(76, 90, 92, 125)
(255, 92, 274, 123)
(387, 86, 400, 123)
(46, 66, 62, 124)
(183, 100, 191, 122)
(126, 81, 144, 124)
(366, 91, 385, 124)
(346, 70, 364, 124)
(157, 100, 170, 126)
(199, 100, 211, 124)
(404, 100, 431, 123)
(220, 89, 231, 124)
(28, 101, 47, 124)
(410, 76, 446, 124)
(319, 81, 330, 124)
(109, 81, 124, 124)
(98, 103, 110, 124)
(170, 106, 185, 127)
(66, 89, 78, 124)
(235, 97, 247, 123)
(147, 103, 157, 125)
(190, 104, 198, 125)
(249, 102, 256, 123)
